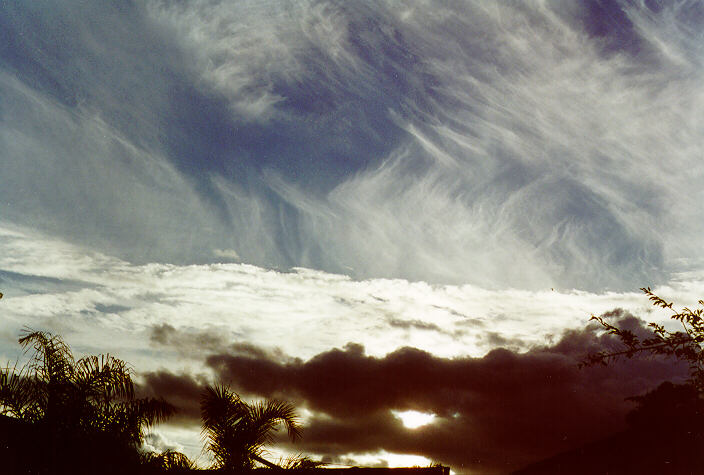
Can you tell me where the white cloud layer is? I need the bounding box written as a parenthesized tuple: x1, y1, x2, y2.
(2, 224, 703, 368)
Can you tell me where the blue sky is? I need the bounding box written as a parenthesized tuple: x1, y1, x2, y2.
(1, 1, 704, 472)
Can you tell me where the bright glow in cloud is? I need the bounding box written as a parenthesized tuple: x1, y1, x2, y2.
(365, 452, 433, 469)
(327, 451, 433, 470)
(392, 410, 436, 429)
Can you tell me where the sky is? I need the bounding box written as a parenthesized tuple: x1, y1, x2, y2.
(1, 0, 704, 473)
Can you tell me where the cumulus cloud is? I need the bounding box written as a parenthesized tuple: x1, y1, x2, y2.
(150, 323, 229, 352)
(142, 431, 186, 454)
(140, 310, 687, 473)
(140, 370, 207, 423)
(213, 249, 241, 261)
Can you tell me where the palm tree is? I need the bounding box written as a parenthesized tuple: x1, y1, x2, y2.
(141, 449, 196, 472)
(200, 384, 302, 470)
(0, 330, 175, 472)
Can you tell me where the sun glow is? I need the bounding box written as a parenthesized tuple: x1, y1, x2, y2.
(335, 451, 433, 469)
(392, 410, 436, 429)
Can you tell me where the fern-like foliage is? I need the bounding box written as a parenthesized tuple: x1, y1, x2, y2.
(583, 288, 704, 392)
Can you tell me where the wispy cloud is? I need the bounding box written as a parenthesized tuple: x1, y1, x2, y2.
(145, 0, 704, 290)
(2, 1, 704, 291)
(265, 1, 704, 290)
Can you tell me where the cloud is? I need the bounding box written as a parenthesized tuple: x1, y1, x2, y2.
(142, 431, 185, 454)
(3, 224, 704, 364)
(213, 249, 241, 261)
(2, 227, 701, 471)
(0, 69, 227, 265)
(149, 323, 230, 353)
(4, 1, 703, 291)
(387, 317, 456, 336)
(139, 370, 207, 423)
(3, 3, 704, 470)
(140, 310, 687, 473)
(146, 0, 704, 290)
(277, 0, 704, 290)
(0, 0, 296, 270)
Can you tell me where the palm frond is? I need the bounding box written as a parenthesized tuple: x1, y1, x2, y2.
(74, 354, 135, 402)
(200, 384, 247, 435)
(0, 363, 42, 420)
(279, 454, 326, 470)
(143, 449, 195, 471)
(19, 330, 75, 377)
(200, 384, 303, 470)
(250, 399, 302, 444)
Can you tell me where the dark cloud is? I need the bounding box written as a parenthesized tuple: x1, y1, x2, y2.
(389, 318, 451, 334)
(479, 331, 526, 349)
(138, 370, 206, 424)
(148, 324, 289, 361)
(142, 311, 688, 473)
(149, 324, 178, 346)
(149, 323, 229, 353)
(431, 305, 483, 325)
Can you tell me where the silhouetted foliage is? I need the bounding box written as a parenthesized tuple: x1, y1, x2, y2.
(584, 287, 704, 392)
(279, 455, 327, 470)
(141, 449, 196, 472)
(625, 380, 704, 431)
(516, 291, 704, 475)
(513, 379, 704, 474)
(0, 329, 180, 474)
(200, 383, 302, 471)
(569, 288, 704, 472)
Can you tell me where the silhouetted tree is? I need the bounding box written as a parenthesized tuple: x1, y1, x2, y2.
(584, 287, 704, 392)
(279, 455, 327, 470)
(582, 286, 704, 469)
(141, 449, 196, 472)
(200, 384, 302, 471)
(625, 380, 704, 431)
(0, 330, 176, 473)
